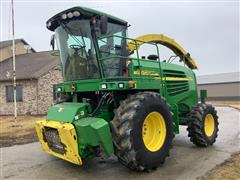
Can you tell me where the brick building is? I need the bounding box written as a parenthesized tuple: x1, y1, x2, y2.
(0, 51, 62, 115)
(0, 39, 35, 62)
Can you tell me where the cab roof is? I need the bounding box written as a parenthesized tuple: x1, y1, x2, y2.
(46, 6, 128, 31)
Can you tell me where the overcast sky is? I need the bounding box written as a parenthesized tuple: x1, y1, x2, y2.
(0, 0, 239, 75)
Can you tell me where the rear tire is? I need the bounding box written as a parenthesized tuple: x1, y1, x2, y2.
(111, 92, 174, 171)
(187, 103, 219, 147)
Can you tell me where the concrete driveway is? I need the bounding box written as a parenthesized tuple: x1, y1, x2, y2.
(1, 107, 239, 180)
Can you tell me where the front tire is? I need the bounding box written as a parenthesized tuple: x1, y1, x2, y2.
(187, 103, 219, 147)
(111, 92, 174, 171)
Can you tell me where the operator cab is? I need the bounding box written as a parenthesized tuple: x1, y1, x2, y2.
(47, 7, 128, 82)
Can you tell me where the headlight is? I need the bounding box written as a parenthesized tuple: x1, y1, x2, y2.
(57, 87, 62, 92)
(47, 21, 51, 28)
(101, 84, 107, 89)
(67, 12, 73, 18)
(61, 13, 67, 20)
(118, 83, 124, 88)
(73, 11, 80, 17)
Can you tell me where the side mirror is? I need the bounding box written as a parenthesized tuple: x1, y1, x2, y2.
(50, 34, 55, 50)
(100, 16, 108, 35)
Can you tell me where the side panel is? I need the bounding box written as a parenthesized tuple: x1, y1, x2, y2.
(161, 63, 198, 108)
(130, 59, 198, 109)
(46, 102, 87, 123)
(74, 117, 114, 157)
(130, 59, 198, 126)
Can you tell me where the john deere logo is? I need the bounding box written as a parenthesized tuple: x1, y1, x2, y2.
(58, 107, 64, 112)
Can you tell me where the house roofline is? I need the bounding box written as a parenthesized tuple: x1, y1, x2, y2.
(0, 38, 36, 52)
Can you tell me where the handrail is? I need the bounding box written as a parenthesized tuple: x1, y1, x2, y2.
(97, 35, 163, 88)
(128, 34, 198, 69)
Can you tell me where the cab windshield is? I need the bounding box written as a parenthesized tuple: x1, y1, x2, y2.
(55, 20, 99, 81)
(55, 19, 128, 81)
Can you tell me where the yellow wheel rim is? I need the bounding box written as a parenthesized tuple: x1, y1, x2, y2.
(142, 112, 166, 152)
(204, 114, 215, 137)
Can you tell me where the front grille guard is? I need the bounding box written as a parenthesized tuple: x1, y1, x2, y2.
(42, 127, 66, 155)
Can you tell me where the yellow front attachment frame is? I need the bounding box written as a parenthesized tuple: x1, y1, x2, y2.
(35, 120, 82, 165)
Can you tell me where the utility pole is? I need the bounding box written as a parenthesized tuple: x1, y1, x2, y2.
(11, 0, 17, 119)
